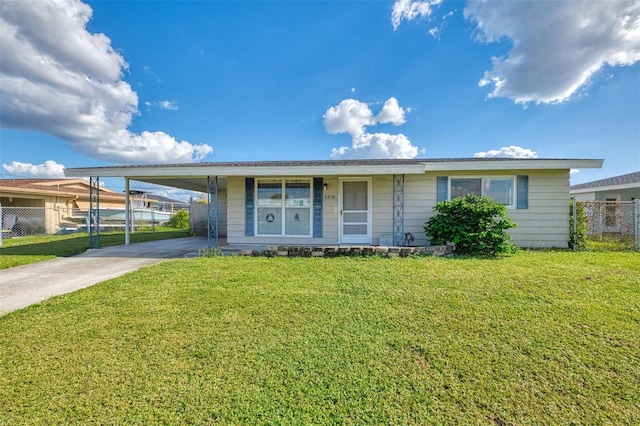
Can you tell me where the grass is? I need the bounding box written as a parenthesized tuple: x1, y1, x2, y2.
(1, 251, 639, 424)
(586, 234, 636, 251)
(0, 229, 191, 269)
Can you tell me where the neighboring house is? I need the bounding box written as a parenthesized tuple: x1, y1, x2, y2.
(570, 171, 640, 235)
(146, 193, 190, 212)
(0, 179, 129, 234)
(570, 171, 640, 201)
(65, 158, 603, 248)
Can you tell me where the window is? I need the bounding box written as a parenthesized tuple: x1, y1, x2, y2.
(604, 198, 617, 228)
(257, 179, 311, 236)
(449, 177, 515, 207)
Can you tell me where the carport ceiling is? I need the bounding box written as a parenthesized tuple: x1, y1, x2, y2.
(126, 176, 227, 193)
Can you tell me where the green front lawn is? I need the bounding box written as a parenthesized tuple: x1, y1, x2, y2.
(0, 229, 191, 269)
(1, 252, 639, 424)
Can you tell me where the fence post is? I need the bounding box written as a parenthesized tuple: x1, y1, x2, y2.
(571, 198, 577, 251)
(0, 203, 3, 247)
(634, 199, 640, 251)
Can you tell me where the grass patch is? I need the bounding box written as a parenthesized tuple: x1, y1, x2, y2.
(1, 252, 639, 424)
(0, 230, 191, 269)
(586, 234, 636, 251)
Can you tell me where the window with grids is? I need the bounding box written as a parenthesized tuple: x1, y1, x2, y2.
(450, 177, 515, 207)
(257, 179, 311, 236)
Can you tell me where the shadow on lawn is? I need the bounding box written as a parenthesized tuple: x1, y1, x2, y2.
(0, 231, 190, 257)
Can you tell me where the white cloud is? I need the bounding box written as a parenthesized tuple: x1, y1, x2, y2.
(376, 97, 406, 126)
(465, 0, 640, 105)
(473, 146, 538, 159)
(2, 160, 65, 178)
(428, 9, 455, 39)
(331, 133, 418, 159)
(392, 1, 640, 105)
(323, 99, 375, 138)
(324, 97, 419, 159)
(0, 0, 213, 164)
(391, 0, 442, 31)
(158, 100, 178, 111)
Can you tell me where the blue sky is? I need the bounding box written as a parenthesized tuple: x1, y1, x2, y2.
(1, 0, 639, 199)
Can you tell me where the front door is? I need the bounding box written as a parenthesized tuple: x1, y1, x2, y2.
(340, 179, 371, 244)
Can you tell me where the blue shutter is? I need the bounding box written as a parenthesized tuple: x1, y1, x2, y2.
(245, 178, 254, 236)
(517, 175, 529, 209)
(437, 176, 448, 202)
(313, 177, 323, 238)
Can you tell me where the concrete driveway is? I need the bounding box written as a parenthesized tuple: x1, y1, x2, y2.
(0, 237, 209, 316)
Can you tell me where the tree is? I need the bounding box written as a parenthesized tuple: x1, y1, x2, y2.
(569, 199, 587, 250)
(168, 210, 190, 229)
(424, 194, 517, 256)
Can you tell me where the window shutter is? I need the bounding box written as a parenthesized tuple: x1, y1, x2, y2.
(437, 176, 448, 202)
(245, 178, 254, 236)
(517, 175, 529, 209)
(313, 177, 323, 238)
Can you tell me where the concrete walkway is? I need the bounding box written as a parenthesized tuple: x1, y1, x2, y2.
(0, 237, 209, 316)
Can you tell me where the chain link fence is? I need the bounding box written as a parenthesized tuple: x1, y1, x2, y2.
(1, 205, 180, 243)
(1, 206, 48, 238)
(573, 200, 640, 251)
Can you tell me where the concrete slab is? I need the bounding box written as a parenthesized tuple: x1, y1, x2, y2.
(0, 237, 209, 316)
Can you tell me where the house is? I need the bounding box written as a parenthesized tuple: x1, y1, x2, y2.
(570, 171, 640, 236)
(146, 193, 190, 212)
(0, 179, 128, 234)
(570, 171, 640, 201)
(64, 158, 603, 249)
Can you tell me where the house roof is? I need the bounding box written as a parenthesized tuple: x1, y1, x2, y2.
(148, 194, 190, 205)
(0, 178, 124, 200)
(570, 171, 640, 193)
(65, 158, 604, 193)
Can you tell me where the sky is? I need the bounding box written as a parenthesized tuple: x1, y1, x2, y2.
(1, 0, 639, 200)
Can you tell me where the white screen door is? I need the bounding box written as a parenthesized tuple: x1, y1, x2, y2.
(340, 180, 370, 244)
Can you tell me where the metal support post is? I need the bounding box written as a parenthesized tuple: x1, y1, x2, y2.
(125, 178, 130, 245)
(571, 197, 577, 251)
(89, 176, 100, 248)
(207, 176, 219, 248)
(393, 174, 405, 246)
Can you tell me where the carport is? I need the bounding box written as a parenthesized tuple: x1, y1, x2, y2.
(65, 163, 230, 249)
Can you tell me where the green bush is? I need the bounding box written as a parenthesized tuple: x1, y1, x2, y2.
(168, 210, 190, 229)
(424, 194, 517, 256)
(569, 200, 587, 250)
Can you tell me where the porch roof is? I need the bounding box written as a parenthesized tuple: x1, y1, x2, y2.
(64, 158, 603, 193)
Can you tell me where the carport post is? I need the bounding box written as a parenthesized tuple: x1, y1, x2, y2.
(89, 177, 100, 248)
(207, 176, 219, 248)
(125, 178, 130, 245)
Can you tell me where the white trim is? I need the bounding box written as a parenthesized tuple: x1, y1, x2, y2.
(571, 182, 640, 194)
(339, 178, 372, 244)
(65, 164, 427, 178)
(64, 159, 603, 179)
(425, 159, 603, 171)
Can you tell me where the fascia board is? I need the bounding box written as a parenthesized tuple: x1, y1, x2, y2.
(424, 159, 603, 171)
(571, 182, 640, 193)
(0, 187, 76, 198)
(65, 164, 427, 178)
